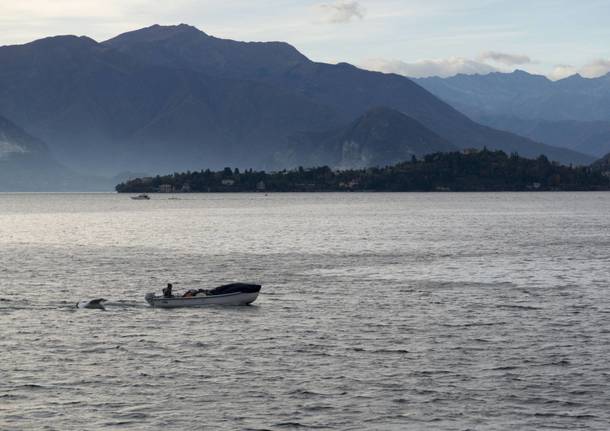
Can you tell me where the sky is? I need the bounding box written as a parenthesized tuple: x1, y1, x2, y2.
(0, 0, 609, 80)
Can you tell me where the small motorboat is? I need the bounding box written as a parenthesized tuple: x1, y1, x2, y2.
(131, 194, 150, 200)
(145, 283, 261, 308)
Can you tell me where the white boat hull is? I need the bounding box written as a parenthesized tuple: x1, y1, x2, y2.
(145, 291, 259, 308)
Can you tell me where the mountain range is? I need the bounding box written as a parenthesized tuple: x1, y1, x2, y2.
(0, 24, 597, 190)
(592, 152, 610, 171)
(0, 115, 107, 191)
(415, 71, 610, 157)
(281, 107, 456, 168)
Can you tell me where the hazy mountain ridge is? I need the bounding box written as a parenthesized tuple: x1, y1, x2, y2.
(592, 152, 610, 171)
(415, 71, 610, 157)
(277, 107, 457, 168)
(0, 25, 594, 185)
(415, 70, 610, 121)
(0, 116, 47, 158)
(103, 24, 309, 80)
(0, 115, 107, 191)
(0, 32, 340, 174)
(475, 116, 610, 157)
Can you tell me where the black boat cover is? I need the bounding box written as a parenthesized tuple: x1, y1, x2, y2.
(208, 283, 262, 296)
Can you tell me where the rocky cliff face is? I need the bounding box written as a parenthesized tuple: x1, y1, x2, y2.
(278, 107, 456, 168)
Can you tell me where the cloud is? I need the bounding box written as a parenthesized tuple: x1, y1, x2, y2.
(317, 1, 365, 24)
(0, 0, 190, 44)
(549, 64, 578, 81)
(479, 50, 531, 66)
(549, 59, 610, 80)
(580, 59, 610, 78)
(362, 56, 610, 80)
(360, 57, 497, 78)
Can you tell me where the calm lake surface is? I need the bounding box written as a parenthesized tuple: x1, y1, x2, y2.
(1, 192, 609, 430)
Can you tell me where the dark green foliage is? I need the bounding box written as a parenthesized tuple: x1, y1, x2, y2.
(116, 150, 610, 193)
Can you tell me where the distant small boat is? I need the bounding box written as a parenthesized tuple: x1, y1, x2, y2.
(131, 194, 150, 200)
(145, 283, 261, 308)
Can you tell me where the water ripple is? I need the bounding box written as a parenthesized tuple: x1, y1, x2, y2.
(1, 193, 609, 430)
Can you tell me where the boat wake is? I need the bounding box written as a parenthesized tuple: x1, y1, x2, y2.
(74, 299, 149, 310)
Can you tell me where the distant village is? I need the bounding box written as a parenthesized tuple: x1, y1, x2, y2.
(116, 149, 610, 193)
(128, 175, 268, 193)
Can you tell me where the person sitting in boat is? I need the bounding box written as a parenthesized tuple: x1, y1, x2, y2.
(182, 289, 197, 298)
(162, 283, 173, 298)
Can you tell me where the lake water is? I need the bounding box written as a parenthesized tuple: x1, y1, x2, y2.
(1, 192, 609, 430)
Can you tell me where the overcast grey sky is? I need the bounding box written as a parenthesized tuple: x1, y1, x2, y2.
(0, 0, 608, 79)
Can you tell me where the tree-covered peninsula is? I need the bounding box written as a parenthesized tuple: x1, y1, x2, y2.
(116, 150, 610, 193)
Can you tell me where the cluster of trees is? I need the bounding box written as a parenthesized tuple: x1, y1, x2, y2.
(116, 150, 610, 193)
